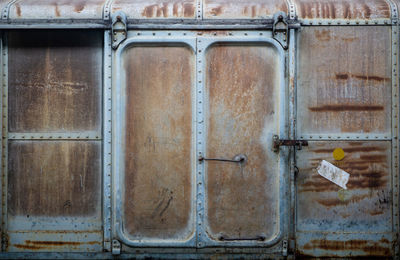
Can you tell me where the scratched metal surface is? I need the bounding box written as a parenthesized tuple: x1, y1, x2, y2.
(203, 0, 287, 19)
(122, 45, 195, 240)
(204, 44, 281, 241)
(8, 30, 102, 133)
(297, 26, 392, 136)
(7, 141, 102, 252)
(292, 0, 391, 20)
(111, 0, 196, 19)
(8, 0, 108, 20)
(296, 141, 393, 256)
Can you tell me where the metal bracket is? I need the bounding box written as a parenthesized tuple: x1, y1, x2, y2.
(111, 240, 121, 255)
(273, 135, 308, 152)
(111, 11, 127, 50)
(282, 239, 288, 256)
(273, 12, 289, 50)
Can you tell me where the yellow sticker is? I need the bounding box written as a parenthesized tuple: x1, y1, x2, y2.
(333, 148, 345, 161)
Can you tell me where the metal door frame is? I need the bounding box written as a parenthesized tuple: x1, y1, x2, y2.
(112, 31, 290, 249)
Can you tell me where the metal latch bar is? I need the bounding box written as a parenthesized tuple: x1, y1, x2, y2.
(198, 154, 247, 164)
(273, 135, 308, 152)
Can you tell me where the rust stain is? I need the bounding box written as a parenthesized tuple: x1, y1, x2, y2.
(173, 3, 179, 16)
(25, 240, 81, 246)
(15, 4, 21, 17)
(363, 3, 372, 19)
(74, 3, 85, 13)
(142, 4, 157, 17)
(183, 3, 194, 17)
(209, 6, 222, 16)
(308, 105, 384, 112)
(14, 244, 44, 250)
(302, 239, 391, 255)
(296, 0, 391, 19)
(251, 5, 257, 17)
(54, 3, 60, 17)
(314, 30, 331, 41)
(336, 73, 389, 82)
(316, 194, 369, 207)
(142, 3, 194, 18)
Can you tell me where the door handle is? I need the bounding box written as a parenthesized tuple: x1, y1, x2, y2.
(198, 154, 247, 164)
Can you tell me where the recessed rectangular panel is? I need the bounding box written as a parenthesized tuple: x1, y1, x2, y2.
(297, 27, 391, 135)
(8, 141, 101, 217)
(205, 44, 281, 241)
(8, 30, 102, 133)
(296, 141, 393, 257)
(122, 46, 194, 240)
(296, 141, 392, 232)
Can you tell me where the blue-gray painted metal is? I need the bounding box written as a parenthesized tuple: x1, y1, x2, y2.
(103, 30, 113, 252)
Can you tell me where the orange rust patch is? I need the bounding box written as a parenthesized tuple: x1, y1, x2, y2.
(316, 194, 369, 207)
(183, 3, 194, 17)
(74, 3, 85, 13)
(209, 6, 222, 16)
(15, 4, 21, 17)
(315, 30, 331, 41)
(54, 4, 60, 17)
(25, 240, 81, 246)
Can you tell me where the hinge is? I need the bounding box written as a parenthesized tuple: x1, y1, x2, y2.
(111, 11, 127, 50)
(111, 239, 121, 255)
(273, 12, 289, 50)
(273, 135, 308, 152)
(282, 239, 288, 257)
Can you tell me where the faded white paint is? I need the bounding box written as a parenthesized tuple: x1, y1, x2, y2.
(317, 160, 350, 189)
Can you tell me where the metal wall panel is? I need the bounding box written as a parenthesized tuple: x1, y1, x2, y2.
(7, 141, 102, 252)
(8, 0, 108, 20)
(297, 26, 392, 136)
(204, 44, 281, 241)
(4, 30, 104, 253)
(8, 30, 102, 134)
(121, 45, 195, 240)
(8, 141, 101, 217)
(292, 0, 391, 20)
(297, 141, 392, 233)
(111, 0, 196, 19)
(203, 0, 288, 19)
(296, 25, 396, 257)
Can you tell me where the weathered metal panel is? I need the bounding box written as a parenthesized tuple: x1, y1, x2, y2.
(8, 30, 102, 134)
(111, 0, 196, 19)
(204, 44, 281, 242)
(7, 141, 102, 252)
(296, 141, 393, 256)
(203, 0, 288, 19)
(297, 26, 392, 136)
(8, 0, 107, 20)
(121, 45, 195, 240)
(292, 0, 391, 20)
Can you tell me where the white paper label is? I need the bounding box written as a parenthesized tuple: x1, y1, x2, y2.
(317, 160, 350, 189)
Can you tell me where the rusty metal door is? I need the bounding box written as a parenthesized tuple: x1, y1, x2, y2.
(113, 31, 288, 248)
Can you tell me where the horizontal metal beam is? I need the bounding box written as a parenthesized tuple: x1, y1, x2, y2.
(298, 133, 392, 141)
(8, 132, 101, 140)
